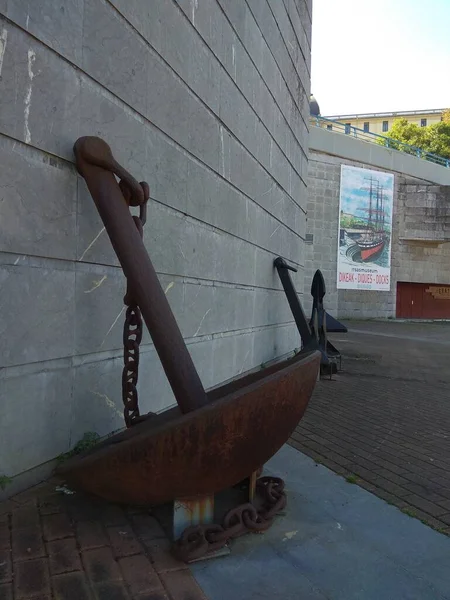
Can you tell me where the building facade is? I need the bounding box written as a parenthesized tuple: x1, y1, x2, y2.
(322, 109, 444, 136)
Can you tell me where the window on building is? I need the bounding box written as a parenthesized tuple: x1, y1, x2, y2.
(421, 118, 427, 127)
(382, 121, 389, 132)
(327, 124, 333, 130)
(345, 123, 351, 134)
(363, 122, 370, 132)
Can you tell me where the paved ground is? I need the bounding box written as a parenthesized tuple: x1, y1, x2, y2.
(192, 445, 450, 600)
(290, 320, 450, 534)
(2, 319, 450, 599)
(0, 481, 206, 600)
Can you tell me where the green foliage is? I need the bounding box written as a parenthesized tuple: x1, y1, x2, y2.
(376, 118, 425, 155)
(346, 474, 358, 484)
(377, 117, 450, 159)
(442, 109, 450, 123)
(0, 475, 13, 491)
(425, 121, 450, 158)
(57, 432, 100, 464)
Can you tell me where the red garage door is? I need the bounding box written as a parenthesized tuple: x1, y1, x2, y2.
(396, 282, 450, 319)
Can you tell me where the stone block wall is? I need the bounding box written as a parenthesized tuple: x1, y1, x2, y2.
(304, 157, 340, 317)
(306, 143, 450, 320)
(395, 182, 450, 287)
(0, 0, 311, 485)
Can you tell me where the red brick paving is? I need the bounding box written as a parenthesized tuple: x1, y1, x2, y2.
(159, 570, 207, 600)
(0, 582, 13, 600)
(0, 547, 12, 583)
(107, 526, 143, 558)
(0, 480, 205, 599)
(47, 539, 82, 576)
(289, 322, 450, 534)
(14, 557, 51, 598)
(118, 555, 163, 597)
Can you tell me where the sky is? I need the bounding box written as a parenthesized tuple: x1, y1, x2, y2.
(311, 0, 450, 116)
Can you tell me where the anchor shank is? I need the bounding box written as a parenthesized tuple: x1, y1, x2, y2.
(75, 139, 207, 414)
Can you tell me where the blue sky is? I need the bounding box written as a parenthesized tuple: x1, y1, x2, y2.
(340, 166, 394, 225)
(312, 0, 450, 115)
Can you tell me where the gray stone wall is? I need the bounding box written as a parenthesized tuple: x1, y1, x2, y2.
(304, 157, 340, 317)
(0, 0, 311, 485)
(306, 138, 450, 320)
(395, 182, 450, 288)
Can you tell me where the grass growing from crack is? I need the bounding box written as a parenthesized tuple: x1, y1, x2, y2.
(0, 475, 13, 491)
(56, 432, 100, 464)
(401, 507, 416, 518)
(346, 474, 358, 484)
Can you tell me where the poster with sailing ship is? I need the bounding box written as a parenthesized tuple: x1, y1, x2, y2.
(337, 165, 394, 291)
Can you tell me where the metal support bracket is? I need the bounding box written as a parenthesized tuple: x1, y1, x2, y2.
(173, 470, 259, 562)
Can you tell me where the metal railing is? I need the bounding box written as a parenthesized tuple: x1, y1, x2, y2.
(311, 116, 450, 169)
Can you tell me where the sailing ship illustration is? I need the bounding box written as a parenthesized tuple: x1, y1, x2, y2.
(355, 177, 388, 262)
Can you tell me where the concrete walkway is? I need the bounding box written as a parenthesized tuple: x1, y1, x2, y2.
(191, 445, 450, 600)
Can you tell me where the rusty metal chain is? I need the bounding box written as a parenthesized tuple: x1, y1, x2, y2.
(172, 476, 287, 562)
(121, 180, 149, 428)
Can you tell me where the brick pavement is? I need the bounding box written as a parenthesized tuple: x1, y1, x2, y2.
(289, 321, 450, 535)
(0, 481, 206, 600)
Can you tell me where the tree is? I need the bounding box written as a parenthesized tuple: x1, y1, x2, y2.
(376, 118, 426, 156)
(425, 121, 450, 158)
(377, 117, 450, 159)
(442, 109, 450, 123)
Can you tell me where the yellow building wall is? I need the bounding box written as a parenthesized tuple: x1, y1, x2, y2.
(332, 112, 442, 136)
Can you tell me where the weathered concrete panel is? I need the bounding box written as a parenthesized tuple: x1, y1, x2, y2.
(79, 79, 148, 176)
(245, 0, 309, 118)
(0, 0, 311, 484)
(0, 18, 80, 160)
(267, 0, 310, 83)
(282, 0, 311, 69)
(70, 356, 127, 444)
(0, 263, 75, 368)
(82, 0, 149, 115)
(109, 0, 162, 52)
(0, 138, 77, 260)
(7, 0, 84, 63)
(0, 367, 73, 475)
(113, 0, 222, 115)
(74, 266, 127, 355)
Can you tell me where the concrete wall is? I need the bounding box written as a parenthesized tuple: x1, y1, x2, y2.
(0, 0, 312, 489)
(306, 127, 450, 319)
(395, 182, 450, 291)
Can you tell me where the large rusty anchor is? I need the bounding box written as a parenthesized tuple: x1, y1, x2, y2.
(57, 137, 320, 509)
